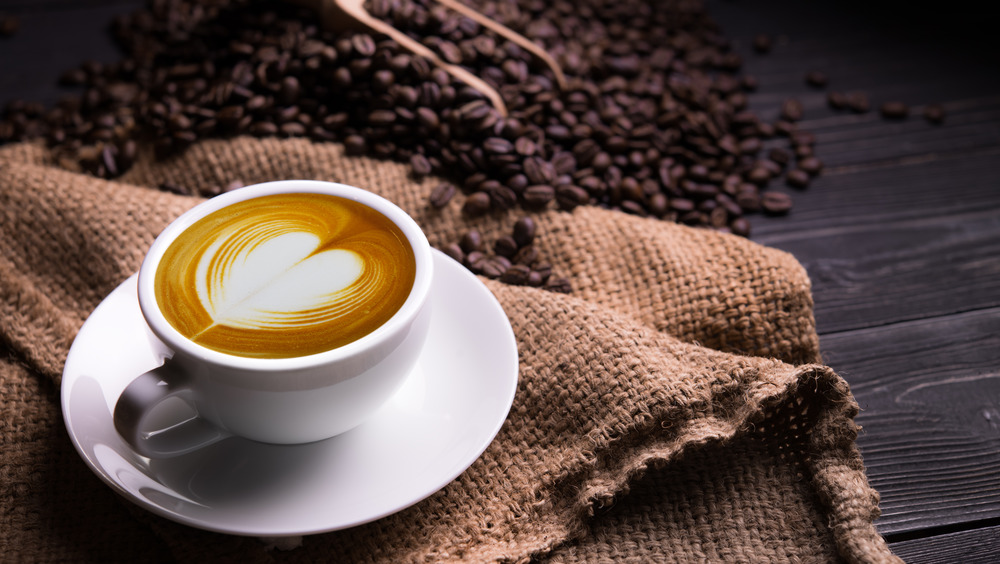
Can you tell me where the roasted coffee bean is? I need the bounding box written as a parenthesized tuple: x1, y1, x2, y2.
(343, 135, 366, 155)
(923, 103, 946, 124)
(752, 34, 773, 53)
(513, 245, 539, 266)
(880, 101, 909, 120)
(410, 153, 432, 177)
(0, 14, 19, 37)
(761, 191, 793, 215)
(805, 71, 828, 88)
(768, 148, 791, 167)
(494, 236, 519, 258)
(460, 230, 483, 253)
(512, 216, 536, 247)
(479, 256, 510, 278)
(499, 264, 532, 285)
(429, 182, 457, 208)
(487, 182, 518, 210)
(462, 191, 492, 216)
(785, 169, 811, 189)
(827, 91, 847, 110)
(730, 217, 751, 237)
(523, 185, 555, 208)
(797, 156, 824, 176)
(556, 184, 590, 210)
(781, 99, 804, 122)
(847, 92, 870, 113)
(546, 277, 573, 294)
(483, 137, 513, 154)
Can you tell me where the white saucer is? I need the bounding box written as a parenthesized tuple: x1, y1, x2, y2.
(61, 250, 518, 537)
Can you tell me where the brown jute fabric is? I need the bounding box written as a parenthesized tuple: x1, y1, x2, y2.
(0, 137, 901, 563)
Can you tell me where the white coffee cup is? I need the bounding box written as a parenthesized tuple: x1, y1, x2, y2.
(113, 180, 433, 457)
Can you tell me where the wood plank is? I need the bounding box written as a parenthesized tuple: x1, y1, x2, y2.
(753, 208, 1000, 333)
(890, 524, 1000, 564)
(817, 308, 1000, 535)
(748, 149, 1000, 237)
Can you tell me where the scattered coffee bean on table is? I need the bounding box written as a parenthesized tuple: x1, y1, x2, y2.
(0, 14, 18, 37)
(880, 101, 909, 120)
(753, 34, 773, 53)
(847, 91, 871, 113)
(805, 71, 828, 88)
(827, 91, 847, 110)
(785, 169, 810, 189)
(923, 103, 946, 124)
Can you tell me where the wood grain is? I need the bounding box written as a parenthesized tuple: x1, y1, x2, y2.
(755, 208, 1000, 333)
(818, 308, 1000, 535)
(890, 524, 1000, 564)
(2, 0, 999, 557)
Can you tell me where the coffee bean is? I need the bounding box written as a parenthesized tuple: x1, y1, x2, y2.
(761, 192, 793, 215)
(486, 182, 518, 210)
(827, 91, 847, 110)
(460, 230, 483, 253)
(479, 256, 508, 278)
(752, 34, 773, 53)
(797, 156, 824, 176)
(343, 135, 367, 155)
(923, 103, 946, 124)
(500, 264, 532, 285)
(494, 236, 519, 258)
(847, 92, 870, 113)
(785, 169, 811, 189)
(768, 148, 791, 167)
(462, 191, 492, 216)
(805, 71, 828, 88)
(880, 101, 909, 120)
(410, 153, 432, 177)
(730, 217, 751, 237)
(513, 245, 539, 266)
(781, 99, 804, 122)
(483, 137, 513, 155)
(546, 277, 573, 294)
(429, 182, 457, 208)
(523, 185, 555, 208)
(512, 216, 537, 247)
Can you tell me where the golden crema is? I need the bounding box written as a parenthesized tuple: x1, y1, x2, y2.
(155, 193, 416, 359)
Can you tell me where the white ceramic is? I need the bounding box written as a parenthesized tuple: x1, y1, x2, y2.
(115, 180, 435, 456)
(61, 250, 518, 535)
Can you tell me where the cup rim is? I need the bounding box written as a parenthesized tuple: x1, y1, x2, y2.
(136, 180, 434, 372)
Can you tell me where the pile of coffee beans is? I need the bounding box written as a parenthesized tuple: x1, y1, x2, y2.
(442, 216, 570, 292)
(0, 0, 845, 291)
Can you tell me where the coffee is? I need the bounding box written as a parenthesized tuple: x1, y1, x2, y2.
(154, 193, 415, 359)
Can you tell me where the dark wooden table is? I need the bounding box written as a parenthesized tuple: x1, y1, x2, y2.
(3, 0, 998, 561)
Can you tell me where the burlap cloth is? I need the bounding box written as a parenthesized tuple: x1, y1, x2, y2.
(0, 137, 901, 563)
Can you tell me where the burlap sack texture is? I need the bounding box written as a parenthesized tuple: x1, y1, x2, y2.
(0, 137, 901, 563)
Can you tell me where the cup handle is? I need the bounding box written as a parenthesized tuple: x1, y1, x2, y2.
(113, 362, 230, 457)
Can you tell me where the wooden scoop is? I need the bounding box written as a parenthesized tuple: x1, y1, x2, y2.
(289, 0, 568, 117)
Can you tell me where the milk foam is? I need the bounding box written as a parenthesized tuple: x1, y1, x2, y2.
(154, 193, 416, 358)
(196, 231, 364, 330)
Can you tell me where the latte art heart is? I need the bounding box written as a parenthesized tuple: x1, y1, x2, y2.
(197, 231, 365, 330)
(155, 193, 416, 358)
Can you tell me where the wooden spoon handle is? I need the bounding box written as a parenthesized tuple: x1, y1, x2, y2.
(356, 12, 509, 116)
(434, 0, 566, 90)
